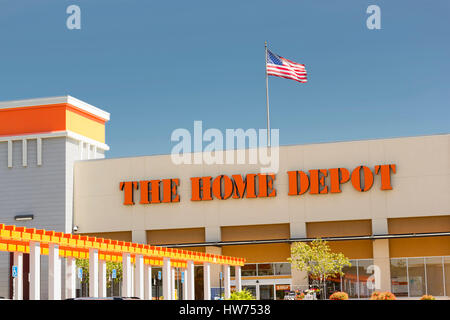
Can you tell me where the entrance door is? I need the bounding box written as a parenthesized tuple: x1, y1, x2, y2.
(258, 285, 274, 300)
(237, 279, 292, 300)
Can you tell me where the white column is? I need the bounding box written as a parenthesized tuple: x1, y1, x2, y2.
(22, 139, 27, 167)
(29, 241, 40, 300)
(131, 230, 147, 243)
(171, 267, 176, 300)
(182, 270, 188, 300)
(162, 257, 171, 300)
(187, 260, 195, 300)
(89, 248, 99, 297)
(99, 260, 107, 298)
(373, 239, 392, 292)
(135, 255, 144, 299)
(7, 140, 12, 168)
(36, 138, 42, 166)
(122, 253, 132, 297)
(65, 256, 76, 299)
(203, 262, 211, 300)
(86, 143, 91, 160)
(235, 266, 242, 292)
(79, 141, 84, 160)
(13, 252, 23, 300)
(48, 243, 61, 300)
(131, 263, 134, 296)
(144, 264, 152, 300)
(224, 264, 231, 299)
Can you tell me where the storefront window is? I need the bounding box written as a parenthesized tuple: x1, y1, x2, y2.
(425, 257, 444, 297)
(342, 260, 358, 299)
(257, 263, 274, 276)
(390, 258, 408, 297)
(390, 256, 450, 298)
(357, 259, 374, 298)
(325, 274, 342, 299)
(275, 284, 290, 300)
(230, 266, 235, 277)
(408, 258, 426, 297)
(241, 264, 257, 276)
(152, 267, 163, 299)
(444, 257, 450, 296)
(259, 285, 274, 300)
(274, 263, 291, 275)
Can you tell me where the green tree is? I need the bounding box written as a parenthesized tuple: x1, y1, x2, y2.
(105, 261, 123, 289)
(288, 239, 351, 300)
(226, 289, 255, 300)
(75, 259, 123, 289)
(76, 258, 90, 286)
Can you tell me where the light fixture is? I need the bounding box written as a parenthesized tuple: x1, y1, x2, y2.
(14, 214, 34, 221)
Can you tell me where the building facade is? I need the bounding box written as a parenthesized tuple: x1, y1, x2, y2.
(72, 123, 450, 299)
(0, 96, 109, 299)
(0, 96, 449, 299)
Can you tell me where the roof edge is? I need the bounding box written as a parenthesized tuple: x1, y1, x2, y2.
(0, 95, 110, 121)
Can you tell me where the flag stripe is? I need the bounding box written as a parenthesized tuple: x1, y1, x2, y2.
(267, 64, 306, 74)
(267, 69, 307, 80)
(267, 68, 307, 78)
(266, 49, 307, 83)
(267, 72, 307, 82)
(267, 66, 307, 79)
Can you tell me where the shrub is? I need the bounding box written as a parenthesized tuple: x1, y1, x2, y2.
(329, 292, 349, 300)
(420, 295, 436, 300)
(371, 291, 396, 300)
(380, 292, 396, 300)
(370, 291, 382, 300)
(296, 292, 305, 300)
(227, 289, 256, 300)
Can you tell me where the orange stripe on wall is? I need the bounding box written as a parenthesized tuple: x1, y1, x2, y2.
(0, 104, 67, 136)
(0, 103, 106, 138)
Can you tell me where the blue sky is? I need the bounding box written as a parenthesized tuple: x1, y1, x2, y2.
(0, 0, 449, 158)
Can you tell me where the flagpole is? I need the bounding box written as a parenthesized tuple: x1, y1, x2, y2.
(265, 41, 271, 147)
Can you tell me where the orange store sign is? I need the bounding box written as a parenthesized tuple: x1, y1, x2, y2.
(119, 164, 396, 205)
(276, 285, 291, 291)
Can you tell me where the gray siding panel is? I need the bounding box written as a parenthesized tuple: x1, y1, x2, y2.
(0, 138, 66, 231)
(0, 253, 9, 298)
(0, 137, 74, 299)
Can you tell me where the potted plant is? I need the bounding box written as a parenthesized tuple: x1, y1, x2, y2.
(295, 292, 305, 300)
(370, 291, 382, 300)
(370, 291, 396, 300)
(304, 288, 319, 300)
(420, 295, 436, 300)
(329, 292, 349, 300)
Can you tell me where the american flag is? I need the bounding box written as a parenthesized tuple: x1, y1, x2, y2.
(266, 50, 307, 83)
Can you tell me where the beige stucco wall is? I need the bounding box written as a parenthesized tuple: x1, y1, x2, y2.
(73, 134, 450, 237)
